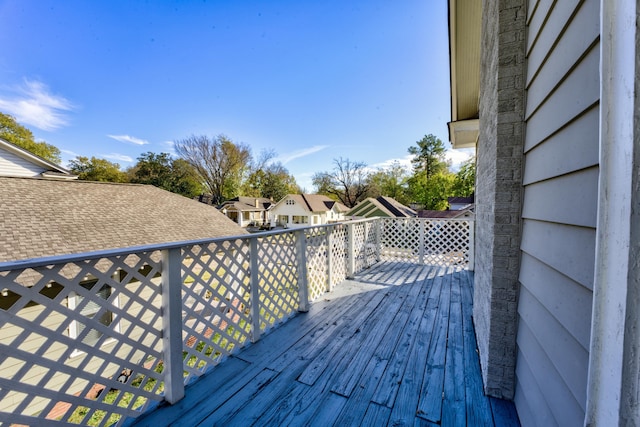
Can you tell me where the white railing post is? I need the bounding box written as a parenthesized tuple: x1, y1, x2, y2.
(249, 238, 261, 343)
(347, 222, 356, 278)
(326, 226, 333, 292)
(375, 218, 382, 262)
(161, 248, 185, 404)
(295, 230, 310, 312)
(468, 220, 475, 271)
(418, 219, 425, 264)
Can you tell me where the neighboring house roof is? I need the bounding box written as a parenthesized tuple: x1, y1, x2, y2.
(221, 197, 272, 212)
(448, 195, 475, 205)
(275, 194, 348, 213)
(0, 177, 246, 263)
(418, 207, 474, 219)
(347, 196, 417, 218)
(0, 138, 76, 179)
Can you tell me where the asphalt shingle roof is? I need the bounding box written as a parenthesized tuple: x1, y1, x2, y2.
(0, 177, 247, 263)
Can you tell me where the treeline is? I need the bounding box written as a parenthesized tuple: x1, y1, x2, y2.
(314, 134, 474, 210)
(2, 111, 474, 209)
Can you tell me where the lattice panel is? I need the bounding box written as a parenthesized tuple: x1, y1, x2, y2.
(380, 218, 421, 263)
(352, 221, 379, 274)
(181, 239, 252, 384)
(305, 227, 329, 302)
(423, 220, 470, 267)
(0, 252, 165, 426)
(379, 218, 471, 268)
(255, 233, 300, 333)
(329, 225, 347, 290)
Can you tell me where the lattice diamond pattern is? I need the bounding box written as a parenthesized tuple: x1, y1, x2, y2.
(0, 218, 472, 426)
(352, 222, 379, 274)
(379, 218, 471, 268)
(181, 239, 252, 383)
(380, 218, 420, 263)
(255, 233, 300, 333)
(423, 220, 470, 267)
(305, 227, 329, 302)
(329, 225, 347, 290)
(0, 252, 165, 426)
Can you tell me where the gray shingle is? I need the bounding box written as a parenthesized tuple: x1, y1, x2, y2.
(0, 177, 247, 262)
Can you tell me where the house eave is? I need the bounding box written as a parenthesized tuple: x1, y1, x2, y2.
(448, 119, 479, 149)
(448, 0, 481, 145)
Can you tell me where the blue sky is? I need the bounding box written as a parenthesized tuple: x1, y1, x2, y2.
(0, 0, 472, 190)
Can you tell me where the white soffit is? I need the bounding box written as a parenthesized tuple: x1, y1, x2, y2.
(448, 119, 479, 148)
(448, 0, 481, 147)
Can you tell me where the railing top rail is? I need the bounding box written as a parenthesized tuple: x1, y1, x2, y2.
(0, 216, 473, 271)
(0, 218, 376, 271)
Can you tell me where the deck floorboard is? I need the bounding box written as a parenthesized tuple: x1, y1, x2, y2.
(132, 261, 520, 427)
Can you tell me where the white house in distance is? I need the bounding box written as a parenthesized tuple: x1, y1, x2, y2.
(219, 196, 273, 228)
(268, 194, 348, 228)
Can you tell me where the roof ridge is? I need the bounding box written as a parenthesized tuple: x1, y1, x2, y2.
(300, 193, 314, 211)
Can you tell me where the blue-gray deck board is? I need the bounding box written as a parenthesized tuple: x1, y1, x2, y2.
(133, 261, 520, 427)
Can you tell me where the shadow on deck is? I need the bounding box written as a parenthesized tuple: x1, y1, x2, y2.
(133, 261, 519, 426)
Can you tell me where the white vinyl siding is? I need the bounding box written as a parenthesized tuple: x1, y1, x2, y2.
(0, 147, 47, 177)
(515, 0, 599, 425)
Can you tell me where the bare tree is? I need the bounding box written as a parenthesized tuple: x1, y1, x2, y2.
(312, 157, 369, 208)
(174, 134, 251, 205)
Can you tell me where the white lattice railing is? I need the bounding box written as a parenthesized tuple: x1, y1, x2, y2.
(0, 217, 473, 426)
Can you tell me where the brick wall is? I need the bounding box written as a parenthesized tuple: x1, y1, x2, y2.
(473, 0, 526, 400)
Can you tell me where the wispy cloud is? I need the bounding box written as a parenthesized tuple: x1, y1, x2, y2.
(369, 149, 475, 174)
(445, 148, 475, 171)
(369, 155, 413, 171)
(61, 149, 79, 157)
(107, 134, 149, 145)
(0, 79, 74, 131)
(103, 153, 133, 163)
(275, 145, 329, 165)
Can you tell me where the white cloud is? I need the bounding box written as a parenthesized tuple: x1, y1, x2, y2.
(0, 79, 74, 131)
(107, 134, 149, 145)
(369, 155, 413, 171)
(445, 148, 475, 171)
(275, 145, 329, 165)
(60, 149, 79, 157)
(102, 153, 133, 163)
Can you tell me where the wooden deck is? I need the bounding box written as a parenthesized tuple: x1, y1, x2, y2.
(133, 261, 519, 427)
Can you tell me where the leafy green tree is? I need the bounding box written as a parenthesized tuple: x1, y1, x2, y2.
(408, 171, 455, 210)
(68, 156, 128, 182)
(408, 134, 449, 179)
(128, 152, 203, 198)
(243, 162, 300, 201)
(452, 157, 476, 197)
(170, 158, 205, 198)
(366, 161, 410, 204)
(174, 134, 251, 205)
(0, 112, 61, 163)
(312, 157, 369, 208)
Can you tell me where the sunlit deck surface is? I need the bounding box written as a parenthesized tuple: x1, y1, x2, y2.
(133, 261, 519, 427)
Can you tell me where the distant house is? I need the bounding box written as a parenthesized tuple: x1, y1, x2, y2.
(0, 150, 246, 415)
(0, 137, 76, 179)
(447, 194, 474, 211)
(269, 194, 348, 228)
(347, 196, 416, 218)
(219, 196, 273, 228)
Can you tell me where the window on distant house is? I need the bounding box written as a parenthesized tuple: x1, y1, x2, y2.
(286, 199, 295, 205)
(313, 216, 319, 224)
(68, 278, 118, 355)
(292, 215, 309, 224)
(278, 215, 289, 225)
